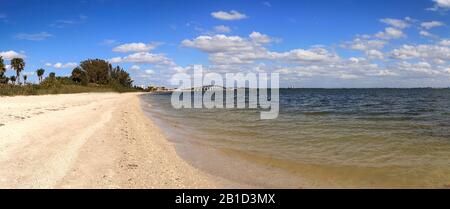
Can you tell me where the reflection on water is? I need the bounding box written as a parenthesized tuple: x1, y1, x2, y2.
(141, 89, 450, 188)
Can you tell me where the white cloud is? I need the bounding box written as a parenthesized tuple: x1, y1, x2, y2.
(110, 52, 174, 65)
(214, 25, 231, 33)
(349, 57, 366, 63)
(380, 18, 410, 29)
(0, 50, 26, 59)
(175, 21, 450, 86)
(182, 34, 254, 53)
(130, 65, 141, 70)
(434, 0, 450, 8)
(340, 74, 359, 80)
(421, 21, 444, 29)
(342, 38, 387, 51)
(14, 32, 53, 41)
(440, 39, 450, 46)
(282, 48, 340, 63)
(46, 62, 78, 69)
(395, 61, 442, 76)
(375, 27, 405, 39)
(144, 69, 155, 75)
(249, 31, 273, 44)
(113, 42, 160, 53)
(211, 10, 248, 21)
(373, 70, 397, 77)
(109, 57, 123, 63)
(390, 44, 450, 61)
(182, 33, 275, 64)
(419, 30, 435, 38)
(183, 33, 338, 65)
(366, 49, 384, 59)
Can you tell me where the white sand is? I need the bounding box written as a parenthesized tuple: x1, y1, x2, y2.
(0, 93, 241, 188)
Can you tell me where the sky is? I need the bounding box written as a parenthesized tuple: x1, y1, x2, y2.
(0, 0, 449, 88)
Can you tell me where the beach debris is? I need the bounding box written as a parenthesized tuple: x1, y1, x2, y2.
(127, 164, 138, 169)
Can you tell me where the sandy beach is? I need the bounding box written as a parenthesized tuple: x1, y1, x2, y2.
(0, 92, 241, 189)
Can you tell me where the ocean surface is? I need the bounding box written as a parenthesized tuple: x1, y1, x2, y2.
(140, 89, 450, 188)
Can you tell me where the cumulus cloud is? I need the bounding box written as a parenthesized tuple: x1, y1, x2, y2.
(375, 27, 406, 39)
(366, 49, 384, 59)
(182, 33, 276, 64)
(144, 69, 155, 75)
(421, 21, 444, 29)
(130, 65, 141, 70)
(182, 34, 255, 53)
(440, 39, 450, 46)
(281, 48, 340, 63)
(214, 25, 231, 33)
(182, 32, 339, 65)
(390, 44, 450, 62)
(380, 18, 410, 29)
(180, 25, 450, 86)
(249, 31, 273, 44)
(113, 42, 160, 53)
(109, 57, 123, 63)
(419, 30, 435, 38)
(14, 32, 53, 41)
(395, 61, 442, 76)
(45, 62, 78, 69)
(433, 0, 450, 9)
(110, 52, 174, 65)
(342, 38, 387, 51)
(211, 10, 247, 21)
(0, 50, 26, 59)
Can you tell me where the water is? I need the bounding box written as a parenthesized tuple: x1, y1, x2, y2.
(140, 89, 450, 188)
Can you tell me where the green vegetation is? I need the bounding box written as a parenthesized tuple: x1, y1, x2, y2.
(11, 58, 25, 85)
(0, 56, 7, 84)
(0, 57, 142, 96)
(10, 76, 16, 85)
(36, 68, 45, 83)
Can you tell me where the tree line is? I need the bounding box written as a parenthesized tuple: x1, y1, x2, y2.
(0, 57, 133, 88)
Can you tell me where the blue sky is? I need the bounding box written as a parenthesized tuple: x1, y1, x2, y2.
(0, 0, 449, 88)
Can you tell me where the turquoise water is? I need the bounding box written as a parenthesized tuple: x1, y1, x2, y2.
(141, 89, 450, 188)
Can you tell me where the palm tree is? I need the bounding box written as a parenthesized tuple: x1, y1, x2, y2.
(0, 56, 6, 78)
(11, 58, 25, 85)
(10, 76, 16, 85)
(0, 56, 6, 84)
(36, 68, 45, 83)
(23, 75, 28, 84)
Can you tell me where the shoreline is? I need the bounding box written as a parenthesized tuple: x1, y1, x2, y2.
(0, 92, 243, 188)
(139, 94, 310, 188)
